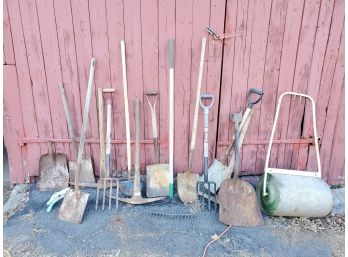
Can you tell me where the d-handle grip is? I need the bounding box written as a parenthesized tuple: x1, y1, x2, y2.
(247, 88, 263, 108)
(199, 93, 214, 110)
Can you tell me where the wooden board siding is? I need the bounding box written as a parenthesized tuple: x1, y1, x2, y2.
(4, 0, 344, 185)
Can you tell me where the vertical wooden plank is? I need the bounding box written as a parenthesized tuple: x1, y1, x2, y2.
(158, 0, 175, 165)
(4, 66, 25, 183)
(123, 0, 145, 171)
(36, 0, 70, 157)
(245, 0, 272, 173)
(4, 0, 15, 65)
(89, 0, 112, 175)
(317, 29, 344, 180)
(284, 0, 320, 170)
(275, 0, 306, 169)
(204, 0, 226, 171)
(174, 0, 194, 173)
(328, 84, 344, 185)
(254, 0, 288, 173)
(7, 0, 41, 177)
(141, 0, 159, 166)
(216, 0, 238, 163)
(105, 0, 125, 172)
(189, 0, 210, 174)
(70, 0, 93, 165)
(306, 0, 344, 171)
(298, 0, 335, 170)
(19, 0, 54, 156)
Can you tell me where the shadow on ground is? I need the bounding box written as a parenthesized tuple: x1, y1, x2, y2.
(3, 185, 345, 257)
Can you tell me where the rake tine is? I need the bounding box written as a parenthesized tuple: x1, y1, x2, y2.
(95, 183, 100, 210)
(109, 180, 113, 211)
(116, 180, 119, 211)
(102, 179, 106, 211)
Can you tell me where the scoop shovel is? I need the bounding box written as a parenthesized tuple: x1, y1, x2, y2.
(218, 111, 263, 226)
(118, 100, 165, 205)
(37, 141, 69, 191)
(58, 58, 95, 224)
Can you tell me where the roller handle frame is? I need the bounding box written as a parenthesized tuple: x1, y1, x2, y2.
(145, 91, 159, 163)
(262, 92, 321, 197)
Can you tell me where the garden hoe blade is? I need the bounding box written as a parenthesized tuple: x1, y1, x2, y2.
(219, 111, 263, 226)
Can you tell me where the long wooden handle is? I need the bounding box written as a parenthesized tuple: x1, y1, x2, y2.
(105, 99, 112, 177)
(168, 39, 175, 198)
(133, 100, 141, 196)
(188, 37, 206, 170)
(59, 83, 78, 157)
(76, 58, 96, 190)
(121, 40, 132, 180)
(98, 88, 106, 178)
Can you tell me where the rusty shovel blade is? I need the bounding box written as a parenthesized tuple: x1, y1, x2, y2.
(146, 164, 169, 197)
(219, 179, 263, 226)
(58, 190, 89, 224)
(177, 172, 199, 203)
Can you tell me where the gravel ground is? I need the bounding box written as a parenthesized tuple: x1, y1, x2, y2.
(3, 184, 345, 257)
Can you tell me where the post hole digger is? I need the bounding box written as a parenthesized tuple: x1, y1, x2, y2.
(145, 90, 170, 197)
(58, 58, 96, 224)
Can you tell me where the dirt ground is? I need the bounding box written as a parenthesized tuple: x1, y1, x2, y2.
(3, 185, 345, 257)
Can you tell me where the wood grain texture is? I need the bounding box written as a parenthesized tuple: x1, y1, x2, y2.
(123, 0, 146, 171)
(89, 0, 112, 175)
(141, 0, 159, 166)
(36, 0, 70, 157)
(7, 0, 41, 179)
(307, 0, 344, 172)
(4, 0, 345, 184)
(174, 0, 194, 173)
(4, 65, 26, 182)
(158, 0, 175, 165)
(105, 0, 125, 173)
(4, 0, 15, 65)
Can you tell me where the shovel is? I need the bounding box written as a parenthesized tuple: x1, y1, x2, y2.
(58, 58, 95, 224)
(218, 111, 263, 226)
(204, 88, 263, 193)
(37, 141, 69, 191)
(118, 100, 165, 205)
(177, 37, 207, 203)
(59, 83, 95, 184)
(145, 90, 169, 197)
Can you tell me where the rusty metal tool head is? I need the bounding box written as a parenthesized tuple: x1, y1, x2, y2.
(219, 110, 263, 226)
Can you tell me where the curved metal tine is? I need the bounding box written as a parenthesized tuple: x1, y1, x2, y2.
(95, 182, 100, 210)
(116, 180, 119, 211)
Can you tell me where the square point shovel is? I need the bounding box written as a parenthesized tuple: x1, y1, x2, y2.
(58, 58, 95, 224)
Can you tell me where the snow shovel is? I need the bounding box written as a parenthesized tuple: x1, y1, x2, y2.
(59, 83, 95, 184)
(204, 88, 263, 193)
(58, 58, 95, 224)
(219, 111, 263, 226)
(145, 90, 169, 197)
(118, 100, 165, 205)
(178, 37, 207, 203)
(37, 141, 69, 191)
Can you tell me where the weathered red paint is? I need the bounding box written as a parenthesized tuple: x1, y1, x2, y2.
(3, 0, 345, 185)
